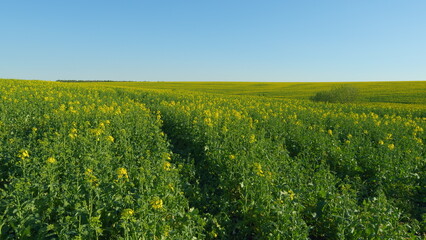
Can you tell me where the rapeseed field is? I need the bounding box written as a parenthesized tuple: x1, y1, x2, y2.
(0, 79, 425, 239)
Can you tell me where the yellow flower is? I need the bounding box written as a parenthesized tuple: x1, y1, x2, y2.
(164, 225, 171, 237)
(229, 154, 236, 160)
(121, 208, 134, 219)
(378, 140, 384, 145)
(106, 135, 114, 142)
(222, 126, 228, 133)
(163, 161, 172, 171)
(388, 144, 395, 150)
(328, 129, 333, 135)
(288, 190, 295, 201)
(204, 117, 213, 127)
(85, 169, 99, 187)
(18, 149, 29, 160)
(249, 134, 256, 143)
(116, 167, 128, 179)
(21, 150, 29, 158)
(414, 126, 423, 133)
(46, 157, 57, 164)
(69, 128, 78, 139)
(254, 163, 264, 177)
(151, 197, 163, 210)
(91, 128, 103, 136)
(59, 104, 66, 111)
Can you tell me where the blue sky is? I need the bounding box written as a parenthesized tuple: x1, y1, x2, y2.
(1, 0, 425, 82)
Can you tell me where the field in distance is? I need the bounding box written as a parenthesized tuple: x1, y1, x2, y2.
(74, 80, 426, 105)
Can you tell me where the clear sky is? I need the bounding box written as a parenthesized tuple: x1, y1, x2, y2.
(1, 0, 425, 82)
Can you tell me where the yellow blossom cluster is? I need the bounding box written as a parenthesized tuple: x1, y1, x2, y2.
(85, 169, 99, 187)
(151, 197, 163, 210)
(116, 167, 129, 179)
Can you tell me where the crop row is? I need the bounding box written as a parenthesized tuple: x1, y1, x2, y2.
(127, 88, 425, 239)
(0, 80, 204, 239)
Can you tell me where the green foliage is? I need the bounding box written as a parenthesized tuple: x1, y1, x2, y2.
(0, 79, 425, 239)
(0, 80, 204, 239)
(311, 85, 360, 103)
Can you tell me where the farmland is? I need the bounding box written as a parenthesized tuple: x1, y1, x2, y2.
(1, 79, 425, 239)
(75, 81, 426, 105)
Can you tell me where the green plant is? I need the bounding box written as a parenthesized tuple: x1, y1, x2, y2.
(311, 85, 360, 103)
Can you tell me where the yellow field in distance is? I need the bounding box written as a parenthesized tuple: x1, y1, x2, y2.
(72, 81, 426, 105)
